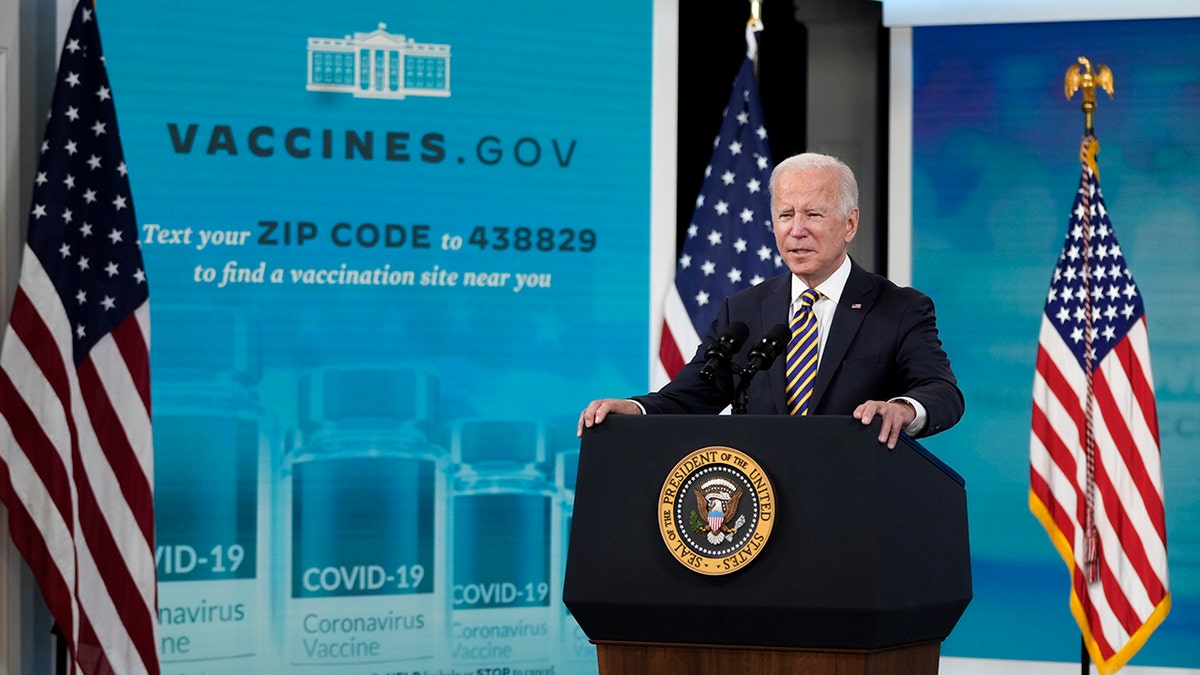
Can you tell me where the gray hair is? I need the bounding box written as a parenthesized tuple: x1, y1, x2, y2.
(769, 153, 859, 218)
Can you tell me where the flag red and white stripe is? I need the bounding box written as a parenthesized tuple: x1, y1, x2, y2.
(654, 20, 779, 387)
(1030, 135, 1170, 675)
(0, 2, 159, 673)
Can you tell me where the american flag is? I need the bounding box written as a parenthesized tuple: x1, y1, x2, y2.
(0, 2, 160, 674)
(655, 35, 780, 385)
(1030, 136, 1169, 675)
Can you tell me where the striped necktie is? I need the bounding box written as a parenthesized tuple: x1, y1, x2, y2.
(785, 288, 821, 415)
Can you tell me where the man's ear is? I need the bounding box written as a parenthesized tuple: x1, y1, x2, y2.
(844, 206, 860, 243)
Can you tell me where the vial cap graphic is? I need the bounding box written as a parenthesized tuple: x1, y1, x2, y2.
(300, 367, 435, 429)
(451, 419, 545, 466)
(153, 304, 261, 385)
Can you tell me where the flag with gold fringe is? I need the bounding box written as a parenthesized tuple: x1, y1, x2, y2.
(1030, 134, 1170, 674)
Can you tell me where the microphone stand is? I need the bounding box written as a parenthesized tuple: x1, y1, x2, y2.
(730, 363, 758, 415)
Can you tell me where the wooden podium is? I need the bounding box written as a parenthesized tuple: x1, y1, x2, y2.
(562, 415, 971, 675)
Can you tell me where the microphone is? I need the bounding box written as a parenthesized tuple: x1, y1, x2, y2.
(699, 321, 749, 382)
(745, 323, 791, 374)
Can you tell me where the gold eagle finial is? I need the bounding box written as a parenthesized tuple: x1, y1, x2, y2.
(1065, 57, 1114, 134)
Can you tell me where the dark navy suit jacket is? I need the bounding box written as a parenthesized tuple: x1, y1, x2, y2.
(634, 259, 964, 437)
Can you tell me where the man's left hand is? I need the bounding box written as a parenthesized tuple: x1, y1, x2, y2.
(853, 399, 915, 449)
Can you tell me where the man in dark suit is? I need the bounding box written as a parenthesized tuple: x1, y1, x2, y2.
(578, 153, 963, 448)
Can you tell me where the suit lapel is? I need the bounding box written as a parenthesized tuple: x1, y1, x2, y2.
(759, 275, 792, 414)
(811, 261, 877, 412)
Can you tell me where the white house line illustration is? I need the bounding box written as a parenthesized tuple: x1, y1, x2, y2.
(307, 23, 451, 99)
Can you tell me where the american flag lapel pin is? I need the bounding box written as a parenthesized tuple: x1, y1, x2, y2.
(851, 303, 862, 309)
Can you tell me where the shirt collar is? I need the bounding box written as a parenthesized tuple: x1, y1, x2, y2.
(791, 255, 852, 306)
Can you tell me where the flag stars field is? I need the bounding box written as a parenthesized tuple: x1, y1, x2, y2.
(669, 63, 780, 328)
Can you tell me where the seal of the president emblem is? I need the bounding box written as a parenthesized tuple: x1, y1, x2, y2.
(658, 445, 775, 575)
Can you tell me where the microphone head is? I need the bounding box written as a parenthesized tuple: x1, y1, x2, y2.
(701, 321, 752, 383)
(747, 323, 791, 370)
(761, 323, 790, 351)
(724, 321, 750, 350)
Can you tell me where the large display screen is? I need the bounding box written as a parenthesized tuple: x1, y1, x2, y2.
(100, 1, 654, 672)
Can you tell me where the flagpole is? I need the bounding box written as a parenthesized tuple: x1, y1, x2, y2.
(1063, 55, 1114, 675)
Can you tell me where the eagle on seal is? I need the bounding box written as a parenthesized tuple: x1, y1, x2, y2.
(695, 484, 743, 534)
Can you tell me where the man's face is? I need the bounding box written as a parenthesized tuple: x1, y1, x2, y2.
(772, 167, 859, 288)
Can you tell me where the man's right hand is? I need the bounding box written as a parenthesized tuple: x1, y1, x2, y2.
(577, 398, 642, 437)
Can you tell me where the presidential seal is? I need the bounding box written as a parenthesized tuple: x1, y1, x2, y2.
(658, 446, 775, 575)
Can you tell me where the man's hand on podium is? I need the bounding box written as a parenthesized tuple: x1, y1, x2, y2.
(853, 399, 916, 450)
(577, 398, 642, 437)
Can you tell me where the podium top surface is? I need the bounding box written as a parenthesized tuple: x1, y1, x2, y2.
(584, 414, 964, 486)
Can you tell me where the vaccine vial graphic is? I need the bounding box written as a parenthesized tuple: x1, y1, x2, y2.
(282, 367, 449, 672)
(553, 447, 596, 669)
(450, 419, 556, 671)
(153, 308, 271, 673)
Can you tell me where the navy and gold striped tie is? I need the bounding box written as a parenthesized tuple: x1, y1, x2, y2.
(785, 289, 821, 415)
